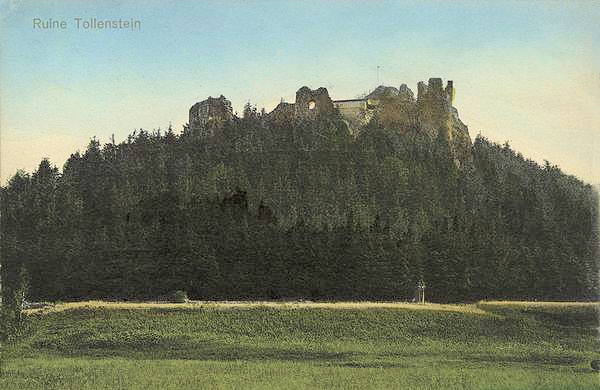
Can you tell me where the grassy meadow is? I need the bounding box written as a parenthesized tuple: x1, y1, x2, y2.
(0, 301, 598, 389)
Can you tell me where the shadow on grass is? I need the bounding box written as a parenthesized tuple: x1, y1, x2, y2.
(332, 361, 411, 369)
(462, 353, 585, 366)
(25, 340, 589, 373)
(33, 341, 360, 364)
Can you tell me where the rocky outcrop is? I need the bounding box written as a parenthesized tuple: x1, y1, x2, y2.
(188, 78, 471, 167)
(450, 107, 472, 168)
(266, 101, 295, 126)
(398, 84, 415, 102)
(415, 78, 471, 167)
(189, 95, 233, 135)
(366, 85, 400, 100)
(358, 79, 470, 167)
(416, 78, 453, 140)
(372, 84, 418, 133)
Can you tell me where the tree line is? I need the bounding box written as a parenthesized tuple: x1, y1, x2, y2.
(1, 108, 597, 334)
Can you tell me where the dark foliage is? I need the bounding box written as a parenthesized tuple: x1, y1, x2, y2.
(1, 115, 597, 304)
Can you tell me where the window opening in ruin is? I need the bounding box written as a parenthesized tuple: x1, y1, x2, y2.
(308, 100, 316, 110)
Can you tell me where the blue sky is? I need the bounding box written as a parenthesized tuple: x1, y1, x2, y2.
(1, 0, 599, 183)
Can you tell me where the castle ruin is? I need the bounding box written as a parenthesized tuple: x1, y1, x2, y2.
(293, 86, 336, 120)
(188, 95, 233, 136)
(185, 78, 469, 164)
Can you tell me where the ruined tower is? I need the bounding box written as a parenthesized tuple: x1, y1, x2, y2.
(416, 78, 454, 140)
(188, 95, 233, 135)
(294, 87, 335, 120)
(186, 78, 470, 167)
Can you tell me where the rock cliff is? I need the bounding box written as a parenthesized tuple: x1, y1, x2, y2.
(187, 78, 472, 167)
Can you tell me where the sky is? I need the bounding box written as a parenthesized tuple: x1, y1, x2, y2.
(1, 0, 599, 184)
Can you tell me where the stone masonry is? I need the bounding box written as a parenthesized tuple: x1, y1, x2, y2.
(188, 95, 233, 135)
(187, 78, 470, 166)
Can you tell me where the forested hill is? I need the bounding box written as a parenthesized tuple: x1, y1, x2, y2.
(1, 108, 598, 303)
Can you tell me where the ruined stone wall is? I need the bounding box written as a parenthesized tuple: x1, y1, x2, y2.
(334, 100, 367, 120)
(190, 79, 470, 167)
(414, 78, 471, 167)
(189, 95, 233, 133)
(294, 87, 335, 120)
(416, 78, 454, 140)
(334, 100, 367, 111)
(334, 100, 372, 136)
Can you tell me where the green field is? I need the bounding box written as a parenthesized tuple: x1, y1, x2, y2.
(1, 301, 598, 389)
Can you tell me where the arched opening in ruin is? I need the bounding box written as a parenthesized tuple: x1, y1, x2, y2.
(308, 100, 316, 110)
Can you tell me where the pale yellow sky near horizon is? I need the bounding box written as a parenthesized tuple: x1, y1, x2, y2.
(1, 0, 599, 185)
(3, 50, 598, 186)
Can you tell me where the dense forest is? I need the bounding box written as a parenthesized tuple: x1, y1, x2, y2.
(1, 107, 598, 308)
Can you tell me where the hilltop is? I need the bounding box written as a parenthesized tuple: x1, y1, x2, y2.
(186, 78, 472, 167)
(1, 78, 597, 305)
